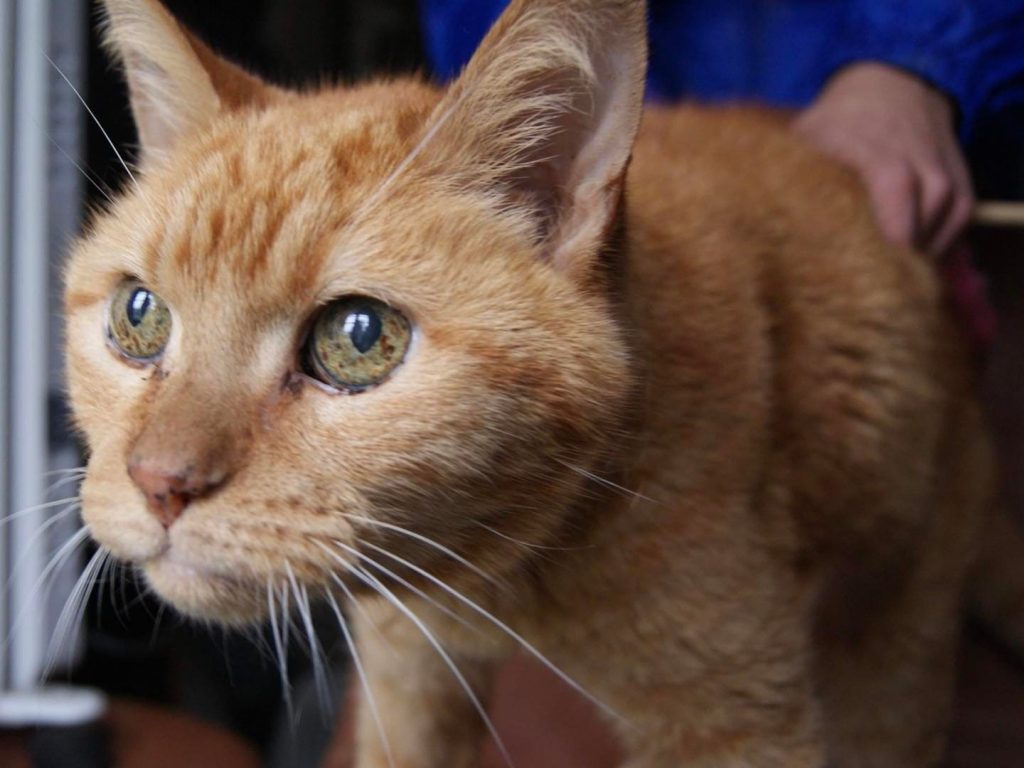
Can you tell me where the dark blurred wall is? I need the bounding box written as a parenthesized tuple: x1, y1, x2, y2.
(86, 0, 424, 195)
(167, 0, 423, 82)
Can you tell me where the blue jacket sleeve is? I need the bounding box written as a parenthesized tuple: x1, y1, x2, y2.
(831, 0, 1024, 140)
(418, 0, 506, 81)
(418, 0, 1024, 142)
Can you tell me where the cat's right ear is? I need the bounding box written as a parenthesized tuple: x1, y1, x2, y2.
(101, 0, 273, 166)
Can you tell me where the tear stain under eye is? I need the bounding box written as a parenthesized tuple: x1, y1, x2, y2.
(260, 372, 306, 430)
(285, 372, 305, 396)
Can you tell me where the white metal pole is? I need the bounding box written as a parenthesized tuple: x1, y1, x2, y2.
(0, 0, 14, 693)
(9, 0, 52, 691)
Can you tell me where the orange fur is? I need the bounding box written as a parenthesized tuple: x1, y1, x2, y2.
(67, 1, 997, 766)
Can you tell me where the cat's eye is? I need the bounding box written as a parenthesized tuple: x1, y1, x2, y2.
(107, 280, 172, 362)
(305, 297, 411, 391)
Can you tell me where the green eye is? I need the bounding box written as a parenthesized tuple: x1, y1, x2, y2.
(107, 280, 172, 361)
(306, 297, 411, 391)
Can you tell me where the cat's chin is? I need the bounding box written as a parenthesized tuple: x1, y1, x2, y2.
(143, 556, 264, 626)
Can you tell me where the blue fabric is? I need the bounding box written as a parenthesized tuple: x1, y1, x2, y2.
(418, 0, 1024, 142)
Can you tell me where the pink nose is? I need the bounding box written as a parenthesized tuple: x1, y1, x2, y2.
(127, 462, 219, 529)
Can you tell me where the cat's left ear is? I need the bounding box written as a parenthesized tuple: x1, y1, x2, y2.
(424, 0, 648, 277)
(101, 0, 274, 166)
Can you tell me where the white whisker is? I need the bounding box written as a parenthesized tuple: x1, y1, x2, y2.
(329, 562, 515, 768)
(324, 588, 395, 768)
(278, 582, 293, 665)
(96, 551, 114, 629)
(340, 513, 504, 591)
(42, 127, 115, 205)
(2, 526, 91, 654)
(245, 626, 277, 668)
(328, 565, 392, 655)
(41, 467, 87, 479)
(318, 541, 479, 635)
(555, 458, 658, 505)
(42, 472, 86, 498)
(300, 583, 331, 717)
(359, 539, 628, 726)
(45, 545, 109, 678)
(7, 503, 80, 579)
(0, 496, 82, 530)
(473, 521, 587, 552)
(46, 54, 137, 185)
(285, 562, 330, 715)
(118, 561, 133, 620)
(347, 95, 464, 228)
(102, 556, 130, 627)
(149, 600, 168, 650)
(267, 580, 294, 717)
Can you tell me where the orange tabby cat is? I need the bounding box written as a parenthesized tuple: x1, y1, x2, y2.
(66, 0, 1022, 766)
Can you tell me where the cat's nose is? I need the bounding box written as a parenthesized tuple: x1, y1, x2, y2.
(127, 462, 222, 528)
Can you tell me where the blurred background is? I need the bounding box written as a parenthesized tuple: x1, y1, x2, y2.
(1, 1, 1024, 767)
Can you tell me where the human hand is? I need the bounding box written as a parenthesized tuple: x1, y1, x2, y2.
(793, 62, 974, 258)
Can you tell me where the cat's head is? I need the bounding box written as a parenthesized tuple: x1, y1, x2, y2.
(65, 0, 647, 624)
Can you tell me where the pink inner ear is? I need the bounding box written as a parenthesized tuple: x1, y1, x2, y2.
(497, 50, 637, 250)
(548, 47, 641, 272)
(125, 53, 192, 156)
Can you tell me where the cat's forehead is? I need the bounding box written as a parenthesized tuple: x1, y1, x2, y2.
(140, 83, 440, 307)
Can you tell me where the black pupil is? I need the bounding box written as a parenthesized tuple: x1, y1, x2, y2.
(127, 289, 153, 327)
(342, 306, 382, 354)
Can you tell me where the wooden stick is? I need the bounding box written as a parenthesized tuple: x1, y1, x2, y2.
(974, 201, 1024, 229)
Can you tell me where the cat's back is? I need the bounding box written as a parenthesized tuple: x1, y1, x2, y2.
(628, 105, 939, 323)
(624, 105, 974, 550)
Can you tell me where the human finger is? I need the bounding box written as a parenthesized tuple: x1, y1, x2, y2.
(862, 159, 920, 249)
(926, 148, 975, 257)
